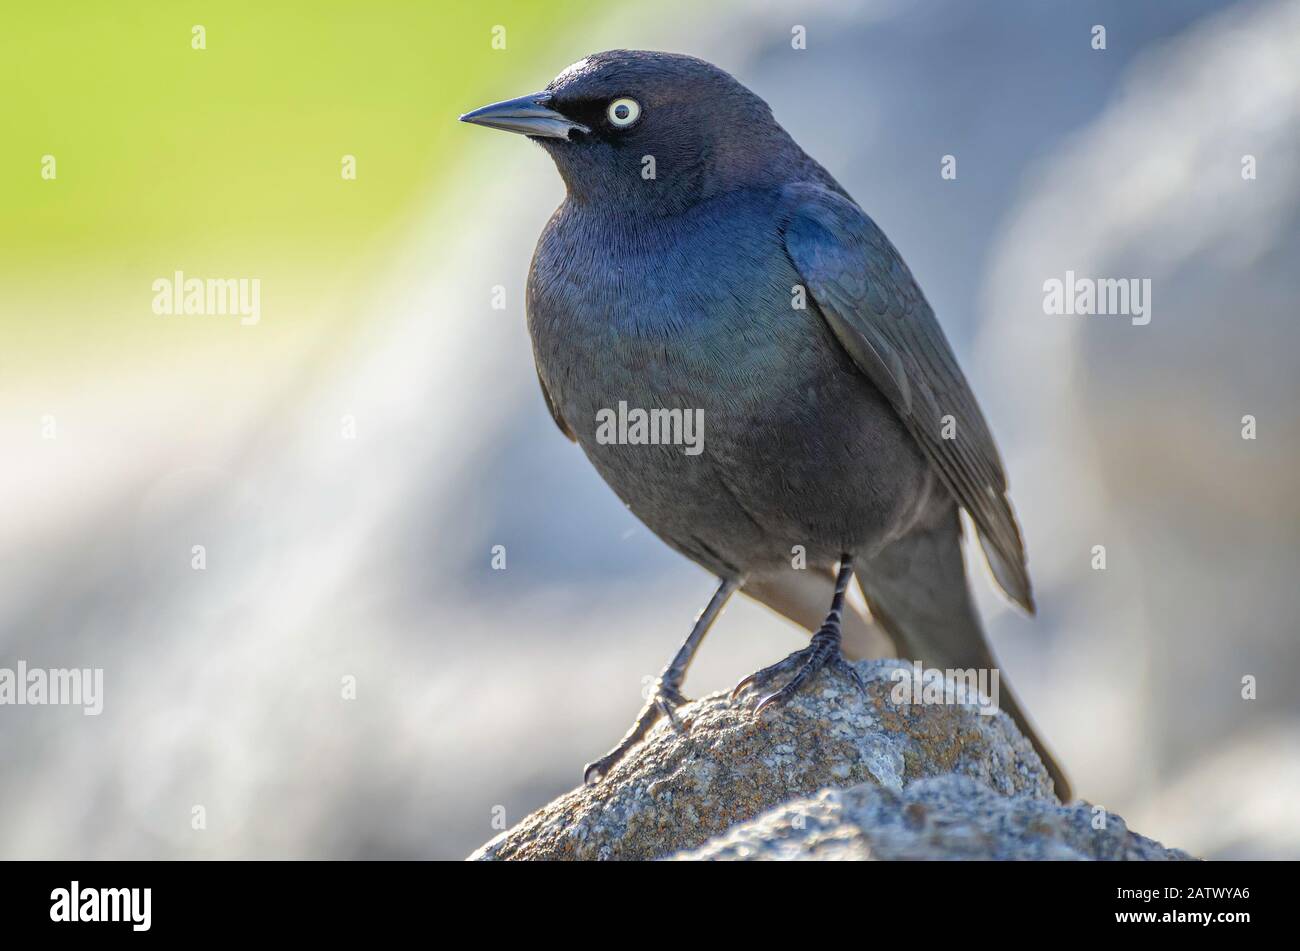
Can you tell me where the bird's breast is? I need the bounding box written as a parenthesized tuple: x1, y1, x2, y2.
(528, 191, 816, 400)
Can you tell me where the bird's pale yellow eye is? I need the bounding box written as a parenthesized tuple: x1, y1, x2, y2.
(606, 97, 641, 128)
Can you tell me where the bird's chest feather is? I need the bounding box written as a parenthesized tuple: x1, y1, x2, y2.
(527, 193, 837, 440)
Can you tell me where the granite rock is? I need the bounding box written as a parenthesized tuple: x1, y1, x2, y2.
(470, 658, 1057, 860)
(672, 774, 1194, 860)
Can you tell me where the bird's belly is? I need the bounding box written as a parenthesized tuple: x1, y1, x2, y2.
(545, 316, 931, 576)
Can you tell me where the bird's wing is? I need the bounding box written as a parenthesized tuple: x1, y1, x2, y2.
(780, 182, 1034, 612)
(537, 369, 576, 441)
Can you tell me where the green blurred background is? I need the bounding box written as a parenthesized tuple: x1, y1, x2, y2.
(1, 1, 590, 374)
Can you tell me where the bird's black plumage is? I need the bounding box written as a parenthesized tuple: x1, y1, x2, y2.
(462, 50, 1069, 799)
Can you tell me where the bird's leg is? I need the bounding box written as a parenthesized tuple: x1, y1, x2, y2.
(583, 577, 739, 785)
(732, 555, 865, 713)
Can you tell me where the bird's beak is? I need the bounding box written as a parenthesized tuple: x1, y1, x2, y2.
(459, 92, 589, 140)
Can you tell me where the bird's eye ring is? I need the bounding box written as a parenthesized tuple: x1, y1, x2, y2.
(606, 97, 641, 128)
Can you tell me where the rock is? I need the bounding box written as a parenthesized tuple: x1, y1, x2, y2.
(471, 658, 1062, 861)
(469, 658, 1193, 861)
(671, 775, 1194, 860)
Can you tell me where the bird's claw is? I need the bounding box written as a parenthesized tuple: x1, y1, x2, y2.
(654, 683, 689, 733)
(582, 680, 691, 785)
(730, 647, 813, 701)
(582, 754, 617, 786)
(841, 656, 867, 694)
(734, 624, 866, 715)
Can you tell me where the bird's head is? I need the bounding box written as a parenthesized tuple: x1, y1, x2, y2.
(459, 50, 794, 217)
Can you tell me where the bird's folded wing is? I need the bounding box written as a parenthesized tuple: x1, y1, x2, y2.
(537, 369, 576, 441)
(779, 182, 1034, 613)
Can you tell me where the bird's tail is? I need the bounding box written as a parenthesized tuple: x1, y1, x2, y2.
(857, 502, 1073, 802)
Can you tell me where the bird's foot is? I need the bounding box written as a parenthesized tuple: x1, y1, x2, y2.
(732, 623, 865, 715)
(582, 679, 690, 785)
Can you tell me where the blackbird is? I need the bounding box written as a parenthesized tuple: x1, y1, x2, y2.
(461, 50, 1070, 800)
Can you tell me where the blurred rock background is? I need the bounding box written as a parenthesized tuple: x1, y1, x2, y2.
(1, 0, 1296, 859)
